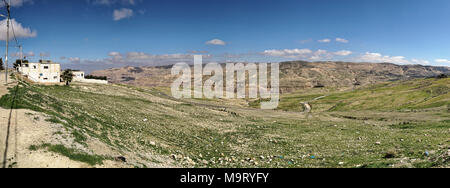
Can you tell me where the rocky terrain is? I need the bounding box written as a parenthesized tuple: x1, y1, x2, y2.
(1, 71, 448, 168)
(91, 61, 450, 93)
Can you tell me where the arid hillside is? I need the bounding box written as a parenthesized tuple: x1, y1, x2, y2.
(1, 74, 448, 168)
(91, 61, 450, 93)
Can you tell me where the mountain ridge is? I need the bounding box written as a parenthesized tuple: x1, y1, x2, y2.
(91, 61, 450, 93)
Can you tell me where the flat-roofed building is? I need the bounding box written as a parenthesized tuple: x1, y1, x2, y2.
(18, 60, 61, 83)
(72, 71, 85, 81)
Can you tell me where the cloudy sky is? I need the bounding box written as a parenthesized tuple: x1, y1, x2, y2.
(1, 0, 450, 72)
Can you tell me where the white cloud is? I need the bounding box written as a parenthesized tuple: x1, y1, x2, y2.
(113, 8, 134, 21)
(334, 50, 352, 56)
(310, 49, 330, 60)
(0, 19, 37, 41)
(263, 48, 352, 60)
(411, 59, 430, 65)
(206, 39, 226, 46)
(90, 0, 138, 6)
(108, 51, 122, 57)
(91, 0, 115, 5)
(358, 52, 410, 64)
(336, 38, 349, 43)
(0, 0, 33, 7)
(11, 51, 34, 57)
(62, 52, 206, 73)
(263, 49, 313, 59)
(318, 38, 331, 43)
(25, 51, 35, 57)
(435, 59, 450, 64)
(105, 52, 208, 65)
(63, 51, 212, 72)
(39, 52, 50, 57)
(68, 57, 81, 63)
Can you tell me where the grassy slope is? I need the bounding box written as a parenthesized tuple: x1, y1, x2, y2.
(0, 79, 449, 168)
(272, 78, 450, 113)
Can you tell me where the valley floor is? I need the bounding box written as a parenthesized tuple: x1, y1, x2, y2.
(0, 73, 449, 168)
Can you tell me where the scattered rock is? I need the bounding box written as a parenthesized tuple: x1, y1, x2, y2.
(115, 156, 127, 163)
(383, 150, 397, 159)
(171, 154, 183, 160)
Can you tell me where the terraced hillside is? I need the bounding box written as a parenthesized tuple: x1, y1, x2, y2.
(0, 75, 448, 168)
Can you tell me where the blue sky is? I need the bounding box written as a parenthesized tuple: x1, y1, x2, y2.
(1, 0, 450, 72)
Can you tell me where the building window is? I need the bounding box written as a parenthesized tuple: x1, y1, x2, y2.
(33, 66, 37, 69)
(44, 66, 49, 69)
(44, 78, 48, 80)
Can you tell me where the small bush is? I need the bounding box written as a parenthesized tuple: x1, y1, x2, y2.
(85, 75, 108, 80)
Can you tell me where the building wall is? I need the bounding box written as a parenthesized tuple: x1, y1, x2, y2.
(78, 79, 108, 85)
(19, 63, 61, 83)
(73, 71, 85, 82)
(72, 71, 107, 84)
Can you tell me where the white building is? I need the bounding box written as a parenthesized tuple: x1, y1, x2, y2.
(18, 60, 61, 83)
(73, 71, 85, 82)
(73, 70, 108, 84)
(17, 60, 107, 85)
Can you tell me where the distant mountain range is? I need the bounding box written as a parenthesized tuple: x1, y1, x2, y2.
(91, 61, 450, 93)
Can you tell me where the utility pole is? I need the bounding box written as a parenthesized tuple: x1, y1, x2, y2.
(3, 0, 10, 84)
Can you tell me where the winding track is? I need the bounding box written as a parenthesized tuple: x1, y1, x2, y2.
(301, 95, 327, 113)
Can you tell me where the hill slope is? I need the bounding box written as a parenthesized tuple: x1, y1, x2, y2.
(91, 61, 450, 93)
(0, 77, 448, 168)
(270, 77, 450, 113)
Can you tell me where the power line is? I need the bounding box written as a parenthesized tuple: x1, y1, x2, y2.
(4, 0, 20, 56)
(2, 0, 24, 84)
(10, 17, 18, 46)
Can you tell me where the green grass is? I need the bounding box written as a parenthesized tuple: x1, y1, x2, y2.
(272, 78, 450, 112)
(2, 79, 449, 168)
(29, 144, 105, 166)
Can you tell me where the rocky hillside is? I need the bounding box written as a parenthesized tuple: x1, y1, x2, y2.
(91, 61, 450, 93)
(2, 74, 449, 168)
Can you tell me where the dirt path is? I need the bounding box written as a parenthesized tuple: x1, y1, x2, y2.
(0, 74, 164, 168)
(301, 95, 327, 113)
(0, 73, 94, 168)
(0, 72, 17, 168)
